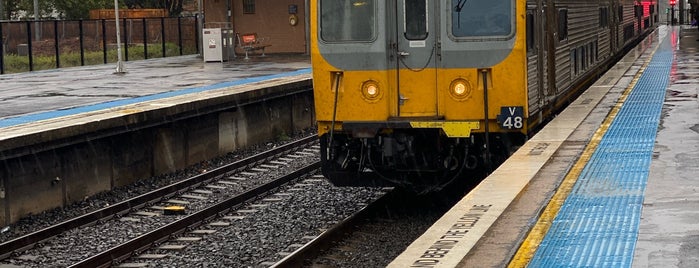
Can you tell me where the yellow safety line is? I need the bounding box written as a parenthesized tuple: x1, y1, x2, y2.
(508, 52, 657, 267)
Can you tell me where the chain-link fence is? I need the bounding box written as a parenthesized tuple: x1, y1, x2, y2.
(0, 16, 200, 74)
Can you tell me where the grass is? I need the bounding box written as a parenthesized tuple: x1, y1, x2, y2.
(2, 43, 198, 74)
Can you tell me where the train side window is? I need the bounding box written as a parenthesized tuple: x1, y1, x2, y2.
(557, 9, 568, 42)
(599, 7, 609, 28)
(320, 0, 376, 42)
(571, 49, 577, 76)
(618, 5, 624, 21)
(593, 40, 598, 61)
(580, 47, 586, 71)
(526, 11, 536, 52)
(404, 0, 428, 40)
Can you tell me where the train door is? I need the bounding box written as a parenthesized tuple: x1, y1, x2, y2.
(395, 0, 438, 117)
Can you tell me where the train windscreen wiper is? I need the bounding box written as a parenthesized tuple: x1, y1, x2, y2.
(455, 0, 468, 28)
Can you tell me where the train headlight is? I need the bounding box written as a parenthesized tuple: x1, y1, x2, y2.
(449, 79, 472, 101)
(361, 80, 382, 102)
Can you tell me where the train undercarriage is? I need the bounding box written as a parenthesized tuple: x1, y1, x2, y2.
(320, 128, 524, 194)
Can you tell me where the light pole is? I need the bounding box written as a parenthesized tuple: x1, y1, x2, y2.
(34, 0, 39, 41)
(114, 0, 126, 73)
(198, 0, 203, 57)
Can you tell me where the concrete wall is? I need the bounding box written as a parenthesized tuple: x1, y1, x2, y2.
(0, 84, 314, 225)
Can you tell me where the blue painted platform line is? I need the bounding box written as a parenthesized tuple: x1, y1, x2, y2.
(528, 36, 673, 266)
(0, 68, 311, 129)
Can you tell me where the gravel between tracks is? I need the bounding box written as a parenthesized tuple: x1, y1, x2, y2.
(0, 130, 322, 267)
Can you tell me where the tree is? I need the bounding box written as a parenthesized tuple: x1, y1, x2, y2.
(51, 0, 113, 19)
(15, 0, 55, 19)
(1, 0, 21, 19)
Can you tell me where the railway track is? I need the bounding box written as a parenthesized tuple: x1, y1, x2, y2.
(0, 133, 470, 267)
(70, 162, 321, 268)
(0, 136, 320, 266)
(270, 191, 395, 267)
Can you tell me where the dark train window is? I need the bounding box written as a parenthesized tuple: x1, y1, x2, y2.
(619, 5, 624, 21)
(600, 7, 609, 28)
(634, 5, 642, 18)
(558, 9, 568, 41)
(571, 49, 577, 75)
(580, 47, 586, 71)
(526, 11, 535, 52)
(451, 0, 513, 37)
(320, 0, 376, 42)
(404, 0, 428, 40)
(242, 0, 255, 14)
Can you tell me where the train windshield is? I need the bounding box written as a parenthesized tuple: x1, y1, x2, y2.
(452, 0, 512, 37)
(320, 0, 376, 42)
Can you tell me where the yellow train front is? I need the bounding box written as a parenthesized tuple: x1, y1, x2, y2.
(311, 0, 527, 193)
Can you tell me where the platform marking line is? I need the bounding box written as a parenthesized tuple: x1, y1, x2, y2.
(507, 37, 661, 267)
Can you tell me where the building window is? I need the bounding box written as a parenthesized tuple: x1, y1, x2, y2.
(243, 0, 255, 14)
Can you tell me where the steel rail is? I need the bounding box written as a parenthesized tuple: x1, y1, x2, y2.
(270, 189, 394, 267)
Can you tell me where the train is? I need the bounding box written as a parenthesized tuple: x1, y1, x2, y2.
(310, 0, 658, 194)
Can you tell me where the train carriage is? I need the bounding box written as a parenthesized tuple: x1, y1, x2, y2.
(311, 0, 657, 193)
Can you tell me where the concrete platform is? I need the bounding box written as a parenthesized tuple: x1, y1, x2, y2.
(0, 54, 311, 126)
(390, 25, 699, 267)
(0, 54, 313, 226)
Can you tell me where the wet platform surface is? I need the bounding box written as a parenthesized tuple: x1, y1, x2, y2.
(633, 26, 699, 267)
(0, 54, 311, 127)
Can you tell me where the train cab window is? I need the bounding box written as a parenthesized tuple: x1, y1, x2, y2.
(320, 0, 376, 42)
(557, 9, 568, 42)
(404, 0, 428, 40)
(451, 0, 513, 37)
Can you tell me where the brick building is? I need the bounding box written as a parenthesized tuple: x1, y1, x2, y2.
(203, 0, 307, 54)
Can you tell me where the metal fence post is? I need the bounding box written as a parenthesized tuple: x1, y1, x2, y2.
(79, 20, 84, 66)
(178, 17, 183, 55)
(123, 18, 128, 62)
(195, 16, 200, 54)
(26, 21, 33, 71)
(0, 21, 4, 74)
(54, 20, 59, 68)
(102, 19, 107, 64)
(161, 17, 166, 57)
(142, 18, 148, 59)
